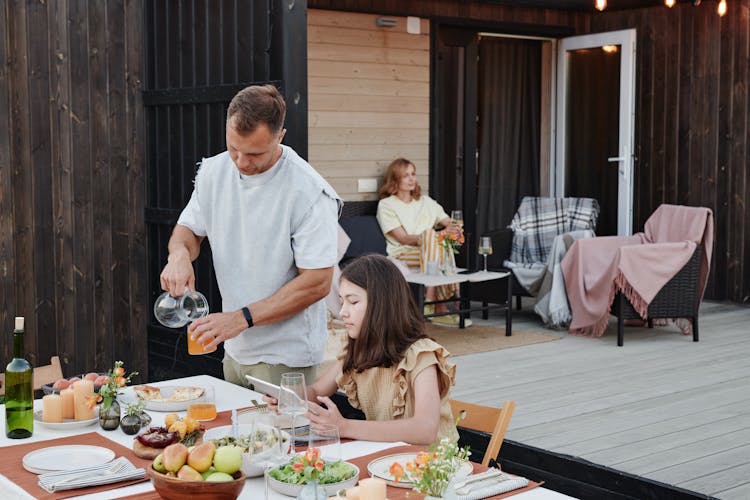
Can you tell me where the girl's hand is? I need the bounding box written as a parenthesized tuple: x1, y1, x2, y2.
(306, 396, 344, 431)
(262, 394, 279, 414)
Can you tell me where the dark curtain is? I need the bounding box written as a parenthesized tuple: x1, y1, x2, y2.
(476, 38, 542, 238)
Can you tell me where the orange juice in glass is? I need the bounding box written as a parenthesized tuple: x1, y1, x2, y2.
(187, 333, 217, 355)
(188, 385, 216, 421)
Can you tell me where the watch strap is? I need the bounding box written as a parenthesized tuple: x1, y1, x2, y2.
(241, 306, 254, 328)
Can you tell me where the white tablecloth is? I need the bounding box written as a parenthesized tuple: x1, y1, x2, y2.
(0, 374, 573, 499)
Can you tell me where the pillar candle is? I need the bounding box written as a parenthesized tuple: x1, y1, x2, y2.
(42, 394, 63, 423)
(358, 478, 386, 500)
(61, 387, 75, 419)
(73, 379, 95, 421)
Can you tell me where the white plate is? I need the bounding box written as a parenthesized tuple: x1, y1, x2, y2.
(23, 445, 115, 474)
(235, 411, 309, 430)
(33, 408, 99, 430)
(136, 386, 205, 412)
(203, 424, 292, 477)
(367, 452, 473, 488)
(267, 461, 359, 497)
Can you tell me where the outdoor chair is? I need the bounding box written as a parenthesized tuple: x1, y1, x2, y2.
(450, 399, 516, 467)
(471, 197, 598, 328)
(611, 246, 702, 346)
(562, 204, 713, 346)
(0, 355, 64, 396)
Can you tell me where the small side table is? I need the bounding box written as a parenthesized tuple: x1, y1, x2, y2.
(405, 270, 512, 334)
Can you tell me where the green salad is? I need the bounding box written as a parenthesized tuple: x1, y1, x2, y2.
(269, 449, 356, 485)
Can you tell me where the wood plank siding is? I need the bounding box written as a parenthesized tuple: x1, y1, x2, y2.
(307, 9, 431, 201)
(0, 1, 146, 375)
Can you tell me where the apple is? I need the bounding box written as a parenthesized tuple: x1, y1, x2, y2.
(84, 372, 99, 381)
(212, 446, 242, 474)
(205, 471, 234, 482)
(152, 453, 167, 473)
(68, 376, 81, 384)
(94, 375, 109, 386)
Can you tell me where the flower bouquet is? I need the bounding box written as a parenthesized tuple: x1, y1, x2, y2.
(390, 437, 470, 498)
(437, 228, 465, 255)
(94, 360, 138, 410)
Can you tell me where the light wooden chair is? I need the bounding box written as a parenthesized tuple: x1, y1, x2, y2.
(0, 356, 64, 396)
(450, 399, 516, 467)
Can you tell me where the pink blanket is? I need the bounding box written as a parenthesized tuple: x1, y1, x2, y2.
(561, 205, 713, 337)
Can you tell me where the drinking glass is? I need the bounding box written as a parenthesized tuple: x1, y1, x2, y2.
(278, 372, 307, 454)
(247, 412, 287, 500)
(479, 236, 493, 272)
(308, 423, 340, 462)
(153, 287, 215, 354)
(187, 384, 216, 421)
(450, 210, 464, 228)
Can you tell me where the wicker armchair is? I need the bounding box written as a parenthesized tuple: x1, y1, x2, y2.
(611, 246, 702, 346)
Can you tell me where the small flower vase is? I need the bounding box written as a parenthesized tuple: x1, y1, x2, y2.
(296, 480, 326, 500)
(425, 485, 458, 500)
(441, 246, 457, 276)
(99, 398, 121, 431)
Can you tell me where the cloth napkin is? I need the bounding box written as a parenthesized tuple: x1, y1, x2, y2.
(38, 457, 145, 493)
(456, 475, 529, 500)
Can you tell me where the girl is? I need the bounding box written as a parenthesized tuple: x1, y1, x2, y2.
(266, 254, 458, 445)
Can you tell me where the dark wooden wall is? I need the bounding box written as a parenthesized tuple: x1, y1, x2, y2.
(0, 1, 146, 376)
(594, 1, 750, 302)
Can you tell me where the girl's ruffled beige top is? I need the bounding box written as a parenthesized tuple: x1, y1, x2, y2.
(336, 338, 459, 443)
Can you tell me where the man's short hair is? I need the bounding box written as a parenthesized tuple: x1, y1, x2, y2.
(227, 84, 286, 134)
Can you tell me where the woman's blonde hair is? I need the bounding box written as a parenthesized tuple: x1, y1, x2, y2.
(378, 158, 421, 200)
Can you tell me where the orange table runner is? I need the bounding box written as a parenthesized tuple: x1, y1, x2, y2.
(0, 408, 238, 499)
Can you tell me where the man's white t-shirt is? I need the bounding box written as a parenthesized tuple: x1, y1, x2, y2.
(177, 145, 341, 367)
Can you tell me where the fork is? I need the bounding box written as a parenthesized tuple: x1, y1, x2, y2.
(237, 399, 269, 416)
(51, 458, 129, 486)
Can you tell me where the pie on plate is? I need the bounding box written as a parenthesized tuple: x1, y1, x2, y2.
(131, 385, 205, 411)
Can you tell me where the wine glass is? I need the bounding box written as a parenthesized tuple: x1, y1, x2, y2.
(308, 423, 340, 461)
(247, 412, 288, 500)
(479, 236, 493, 272)
(450, 210, 464, 228)
(278, 372, 307, 454)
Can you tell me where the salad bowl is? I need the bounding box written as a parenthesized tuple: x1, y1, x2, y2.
(267, 457, 359, 497)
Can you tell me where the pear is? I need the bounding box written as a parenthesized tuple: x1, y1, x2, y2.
(177, 464, 203, 481)
(212, 445, 243, 474)
(187, 441, 216, 473)
(152, 453, 167, 473)
(162, 443, 189, 473)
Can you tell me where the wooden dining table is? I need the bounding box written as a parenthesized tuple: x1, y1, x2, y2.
(0, 375, 573, 499)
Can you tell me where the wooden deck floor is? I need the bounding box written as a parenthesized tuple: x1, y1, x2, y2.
(450, 300, 750, 499)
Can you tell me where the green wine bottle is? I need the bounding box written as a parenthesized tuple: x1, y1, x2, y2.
(5, 316, 33, 438)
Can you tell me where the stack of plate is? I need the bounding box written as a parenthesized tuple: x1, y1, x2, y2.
(23, 445, 115, 474)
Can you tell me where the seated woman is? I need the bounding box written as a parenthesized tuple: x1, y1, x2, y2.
(265, 255, 459, 445)
(376, 158, 466, 326)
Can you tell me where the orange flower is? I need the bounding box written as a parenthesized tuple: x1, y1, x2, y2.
(113, 366, 125, 377)
(415, 452, 431, 465)
(314, 459, 325, 471)
(292, 461, 305, 473)
(85, 393, 102, 410)
(305, 447, 320, 463)
(389, 462, 405, 483)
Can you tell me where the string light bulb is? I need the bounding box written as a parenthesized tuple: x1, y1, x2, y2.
(595, 0, 607, 11)
(665, 0, 676, 7)
(718, 0, 727, 16)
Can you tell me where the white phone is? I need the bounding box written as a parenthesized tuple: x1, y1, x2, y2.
(245, 374, 280, 398)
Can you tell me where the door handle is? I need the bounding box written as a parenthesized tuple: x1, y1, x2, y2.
(607, 156, 626, 162)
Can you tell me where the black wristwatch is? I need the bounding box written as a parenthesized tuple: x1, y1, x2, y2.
(241, 306, 254, 328)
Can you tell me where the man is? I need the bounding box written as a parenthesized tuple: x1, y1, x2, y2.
(160, 84, 341, 386)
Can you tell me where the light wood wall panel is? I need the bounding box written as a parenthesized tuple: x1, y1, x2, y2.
(308, 9, 431, 201)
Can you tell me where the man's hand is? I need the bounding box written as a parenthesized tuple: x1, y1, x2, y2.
(187, 310, 248, 350)
(159, 249, 195, 296)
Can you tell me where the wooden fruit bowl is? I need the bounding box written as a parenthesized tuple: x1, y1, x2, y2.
(146, 466, 246, 500)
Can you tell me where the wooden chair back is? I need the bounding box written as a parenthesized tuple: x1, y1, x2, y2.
(0, 356, 64, 396)
(450, 399, 516, 467)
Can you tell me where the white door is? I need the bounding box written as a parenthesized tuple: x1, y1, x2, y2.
(554, 29, 636, 236)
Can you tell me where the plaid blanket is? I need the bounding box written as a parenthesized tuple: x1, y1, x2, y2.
(509, 197, 599, 264)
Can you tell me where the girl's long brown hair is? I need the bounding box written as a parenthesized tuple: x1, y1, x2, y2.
(340, 254, 427, 373)
(378, 158, 422, 200)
